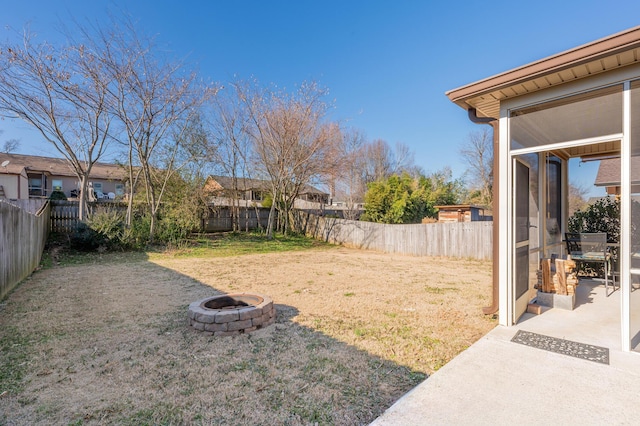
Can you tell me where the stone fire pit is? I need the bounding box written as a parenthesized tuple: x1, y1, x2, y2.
(188, 293, 275, 336)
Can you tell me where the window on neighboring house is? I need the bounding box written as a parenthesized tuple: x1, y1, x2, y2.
(29, 178, 43, 196)
(92, 182, 103, 196)
(115, 183, 124, 196)
(52, 179, 63, 192)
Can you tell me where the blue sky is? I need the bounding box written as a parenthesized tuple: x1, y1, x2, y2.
(2, 0, 639, 196)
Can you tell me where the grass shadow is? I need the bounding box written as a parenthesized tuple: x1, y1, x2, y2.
(0, 250, 429, 425)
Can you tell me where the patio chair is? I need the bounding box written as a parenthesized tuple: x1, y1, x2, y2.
(565, 232, 616, 296)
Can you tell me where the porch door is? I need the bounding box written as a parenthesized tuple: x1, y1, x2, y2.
(514, 159, 532, 320)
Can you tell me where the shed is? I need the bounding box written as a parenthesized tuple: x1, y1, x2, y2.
(435, 204, 486, 223)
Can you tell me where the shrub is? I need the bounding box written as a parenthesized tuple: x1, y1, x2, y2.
(49, 190, 67, 200)
(125, 213, 152, 249)
(261, 194, 273, 209)
(154, 206, 198, 245)
(69, 221, 105, 251)
(86, 207, 126, 250)
(568, 197, 619, 242)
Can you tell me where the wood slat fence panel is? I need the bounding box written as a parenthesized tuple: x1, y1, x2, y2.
(49, 201, 272, 234)
(0, 199, 50, 300)
(50, 201, 80, 233)
(204, 207, 271, 232)
(1, 199, 49, 215)
(49, 200, 129, 233)
(292, 211, 493, 260)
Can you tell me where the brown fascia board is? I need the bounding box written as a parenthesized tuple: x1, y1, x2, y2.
(434, 204, 484, 210)
(446, 26, 640, 110)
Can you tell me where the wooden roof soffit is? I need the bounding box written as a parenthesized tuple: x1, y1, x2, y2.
(446, 26, 640, 119)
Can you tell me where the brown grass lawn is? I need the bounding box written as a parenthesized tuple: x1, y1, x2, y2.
(0, 245, 495, 425)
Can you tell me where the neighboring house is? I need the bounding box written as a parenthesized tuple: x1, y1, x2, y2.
(435, 204, 488, 223)
(594, 157, 640, 195)
(327, 200, 365, 210)
(447, 26, 640, 352)
(204, 175, 330, 207)
(0, 159, 28, 200)
(0, 153, 127, 200)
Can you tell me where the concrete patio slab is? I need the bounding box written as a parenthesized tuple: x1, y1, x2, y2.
(371, 280, 640, 425)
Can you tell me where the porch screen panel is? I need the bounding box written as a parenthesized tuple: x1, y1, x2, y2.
(515, 161, 530, 299)
(522, 153, 540, 251)
(630, 81, 640, 352)
(510, 85, 623, 150)
(514, 154, 540, 302)
(515, 161, 529, 244)
(545, 155, 562, 253)
(515, 246, 529, 298)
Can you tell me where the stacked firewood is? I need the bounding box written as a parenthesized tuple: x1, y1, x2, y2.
(539, 258, 578, 295)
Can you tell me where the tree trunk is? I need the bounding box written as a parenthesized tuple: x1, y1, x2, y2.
(125, 147, 135, 227)
(245, 202, 249, 233)
(142, 163, 158, 242)
(266, 202, 276, 239)
(149, 212, 157, 242)
(78, 175, 89, 221)
(252, 202, 262, 233)
(283, 202, 290, 236)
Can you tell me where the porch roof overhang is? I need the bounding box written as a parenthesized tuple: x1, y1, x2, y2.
(446, 26, 640, 120)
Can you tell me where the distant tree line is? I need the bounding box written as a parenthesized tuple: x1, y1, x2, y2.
(0, 13, 473, 246)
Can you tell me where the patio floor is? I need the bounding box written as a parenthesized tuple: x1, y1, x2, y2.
(371, 279, 640, 425)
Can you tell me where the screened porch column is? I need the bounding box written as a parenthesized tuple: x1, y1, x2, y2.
(627, 80, 640, 352)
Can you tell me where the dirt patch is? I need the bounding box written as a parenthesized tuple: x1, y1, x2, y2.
(0, 247, 494, 425)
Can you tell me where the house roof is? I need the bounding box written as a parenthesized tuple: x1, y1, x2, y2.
(0, 153, 126, 180)
(0, 160, 26, 175)
(594, 157, 640, 186)
(446, 26, 640, 119)
(434, 204, 485, 211)
(206, 175, 328, 195)
(207, 175, 271, 192)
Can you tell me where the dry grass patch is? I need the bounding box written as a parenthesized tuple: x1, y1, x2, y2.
(0, 246, 494, 425)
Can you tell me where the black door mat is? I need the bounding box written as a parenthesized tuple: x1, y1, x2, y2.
(511, 330, 609, 365)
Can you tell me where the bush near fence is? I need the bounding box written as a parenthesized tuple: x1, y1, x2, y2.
(292, 211, 493, 260)
(50, 200, 133, 233)
(0, 199, 50, 300)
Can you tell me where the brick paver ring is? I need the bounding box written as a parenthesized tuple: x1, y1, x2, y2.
(188, 293, 275, 336)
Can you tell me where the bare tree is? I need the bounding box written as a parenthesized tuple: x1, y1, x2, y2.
(332, 128, 367, 219)
(361, 139, 393, 184)
(0, 31, 112, 219)
(94, 18, 216, 239)
(242, 80, 336, 237)
(325, 131, 420, 219)
(359, 139, 419, 185)
(569, 181, 590, 216)
(0, 130, 20, 153)
(208, 80, 255, 231)
(392, 141, 423, 177)
(460, 128, 493, 206)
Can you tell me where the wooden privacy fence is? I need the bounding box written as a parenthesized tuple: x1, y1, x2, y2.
(50, 200, 81, 233)
(292, 211, 493, 260)
(50, 201, 272, 233)
(0, 199, 50, 300)
(50, 200, 129, 233)
(204, 206, 271, 232)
